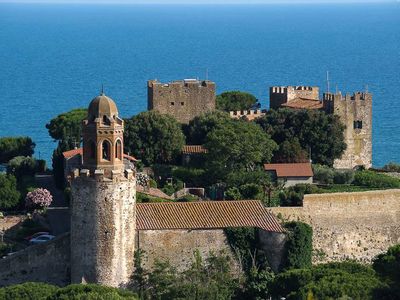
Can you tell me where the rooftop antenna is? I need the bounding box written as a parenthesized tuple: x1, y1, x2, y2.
(101, 83, 105, 96)
(326, 71, 330, 94)
(365, 84, 369, 93)
(335, 84, 338, 94)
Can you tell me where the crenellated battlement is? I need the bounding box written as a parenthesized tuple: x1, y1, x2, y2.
(269, 85, 319, 109)
(323, 91, 372, 102)
(229, 109, 266, 120)
(70, 168, 135, 183)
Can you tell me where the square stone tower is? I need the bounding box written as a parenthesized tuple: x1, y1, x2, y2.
(148, 79, 216, 124)
(323, 92, 372, 169)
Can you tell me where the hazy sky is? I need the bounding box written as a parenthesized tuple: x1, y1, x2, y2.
(0, 0, 395, 4)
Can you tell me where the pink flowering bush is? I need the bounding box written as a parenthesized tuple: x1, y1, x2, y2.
(25, 188, 53, 210)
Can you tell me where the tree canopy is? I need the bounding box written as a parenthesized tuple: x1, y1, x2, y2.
(0, 137, 35, 164)
(186, 110, 231, 145)
(216, 91, 258, 112)
(46, 108, 87, 143)
(124, 111, 186, 166)
(0, 173, 20, 210)
(204, 119, 277, 182)
(256, 108, 346, 166)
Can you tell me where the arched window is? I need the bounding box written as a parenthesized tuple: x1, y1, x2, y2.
(103, 115, 110, 126)
(89, 141, 96, 159)
(102, 140, 111, 161)
(115, 140, 122, 160)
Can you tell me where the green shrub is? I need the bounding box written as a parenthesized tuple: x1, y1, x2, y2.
(283, 222, 313, 271)
(0, 282, 58, 300)
(382, 162, 400, 173)
(0, 173, 20, 210)
(354, 170, 400, 188)
(48, 284, 138, 300)
(225, 187, 242, 200)
(7, 156, 37, 179)
(271, 261, 384, 300)
(313, 164, 335, 184)
(149, 179, 157, 188)
(0, 242, 13, 257)
(176, 194, 199, 202)
(171, 166, 206, 187)
(279, 184, 323, 206)
(333, 169, 355, 184)
(136, 192, 167, 203)
(239, 183, 262, 199)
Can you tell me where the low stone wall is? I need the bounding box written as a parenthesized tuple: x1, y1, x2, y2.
(136, 229, 240, 273)
(269, 189, 400, 263)
(0, 233, 70, 287)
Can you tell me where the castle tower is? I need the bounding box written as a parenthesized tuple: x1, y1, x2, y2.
(148, 79, 216, 124)
(70, 92, 136, 287)
(323, 91, 372, 169)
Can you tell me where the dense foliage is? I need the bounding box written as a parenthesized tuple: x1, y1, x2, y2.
(354, 170, 400, 188)
(45, 108, 87, 143)
(186, 110, 231, 145)
(282, 222, 313, 271)
(7, 156, 37, 179)
(373, 244, 400, 299)
(256, 108, 346, 166)
(0, 137, 35, 163)
(216, 91, 258, 112)
(124, 111, 185, 166)
(0, 283, 138, 300)
(279, 184, 322, 206)
(132, 250, 240, 300)
(273, 138, 309, 163)
(204, 119, 277, 182)
(313, 164, 355, 184)
(271, 261, 384, 300)
(0, 173, 20, 210)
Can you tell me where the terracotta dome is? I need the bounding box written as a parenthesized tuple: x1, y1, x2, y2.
(87, 93, 118, 120)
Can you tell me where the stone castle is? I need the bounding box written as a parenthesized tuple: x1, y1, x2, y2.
(147, 79, 216, 124)
(270, 86, 372, 169)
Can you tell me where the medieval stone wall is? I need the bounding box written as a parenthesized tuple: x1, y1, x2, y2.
(136, 229, 240, 273)
(147, 79, 216, 124)
(0, 233, 70, 287)
(323, 92, 372, 169)
(70, 171, 136, 287)
(269, 189, 400, 264)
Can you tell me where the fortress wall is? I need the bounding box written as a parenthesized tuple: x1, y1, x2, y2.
(136, 229, 240, 273)
(269, 189, 400, 263)
(0, 233, 70, 287)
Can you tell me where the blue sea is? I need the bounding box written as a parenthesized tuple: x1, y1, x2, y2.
(0, 3, 399, 167)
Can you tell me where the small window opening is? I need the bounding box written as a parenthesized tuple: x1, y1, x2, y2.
(170, 102, 175, 106)
(181, 102, 185, 106)
(353, 120, 363, 129)
(115, 140, 122, 160)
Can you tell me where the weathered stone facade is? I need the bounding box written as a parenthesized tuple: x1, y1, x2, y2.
(323, 92, 372, 169)
(148, 79, 216, 124)
(269, 189, 400, 264)
(0, 234, 70, 287)
(70, 170, 136, 287)
(269, 86, 320, 109)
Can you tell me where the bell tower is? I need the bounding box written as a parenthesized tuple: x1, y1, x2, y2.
(82, 92, 124, 175)
(70, 92, 136, 287)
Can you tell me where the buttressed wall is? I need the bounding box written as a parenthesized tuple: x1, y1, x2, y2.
(148, 79, 216, 124)
(269, 189, 400, 263)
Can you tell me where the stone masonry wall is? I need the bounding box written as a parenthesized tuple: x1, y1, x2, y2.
(0, 233, 70, 287)
(70, 172, 136, 287)
(269, 189, 400, 264)
(148, 80, 216, 124)
(269, 86, 319, 109)
(136, 229, 240, 273)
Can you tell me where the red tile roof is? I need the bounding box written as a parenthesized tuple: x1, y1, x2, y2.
(264, 163, 313, 177)
(62, 147, 137, 161)
(182, 145, 208, 155)
(281, 98, 323, 110)
(136, 200, 284, 232)
(62, 148, 83, 159)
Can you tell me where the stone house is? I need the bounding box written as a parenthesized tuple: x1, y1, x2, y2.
(264, 162, 313, 187)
